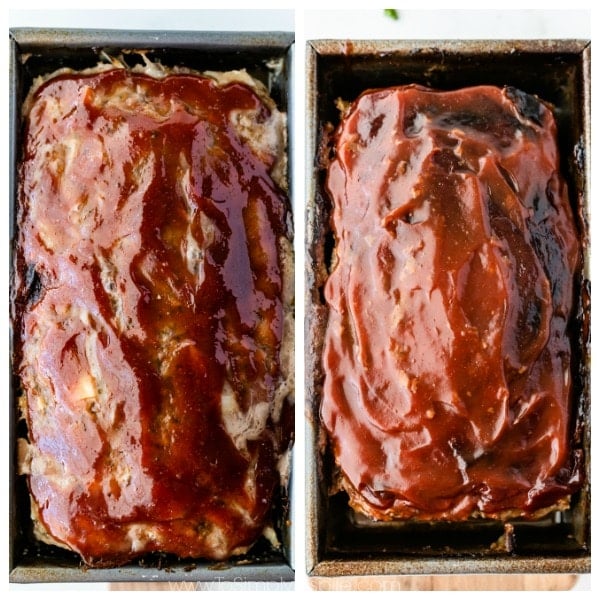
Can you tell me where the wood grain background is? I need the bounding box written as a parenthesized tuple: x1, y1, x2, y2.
(111, 574, 579, 591)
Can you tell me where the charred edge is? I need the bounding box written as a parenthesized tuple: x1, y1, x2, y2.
(571, 275, 590, 448)
(309, 117, 342, 562)
(314, 122, 337, 307)
(23, 264, 43, 306)
(505, 86, 544, 126)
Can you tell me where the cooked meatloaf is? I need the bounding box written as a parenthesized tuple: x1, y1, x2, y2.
(13, 64, 293, 566)
(321, 84, 583, 521)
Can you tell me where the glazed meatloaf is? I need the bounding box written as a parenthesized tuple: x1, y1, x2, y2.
(13, 63, 293, 566)
(321, 84, 583, 521)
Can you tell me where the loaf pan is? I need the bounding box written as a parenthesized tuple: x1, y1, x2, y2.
(305, 39, 590, 577)
(9, 27, 295, 585)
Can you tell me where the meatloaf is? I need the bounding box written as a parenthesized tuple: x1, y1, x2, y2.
(13, 63, 294, 566)
(321, 84, 583, 521)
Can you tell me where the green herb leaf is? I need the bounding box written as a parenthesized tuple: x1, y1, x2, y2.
(384, 9, 399, 20)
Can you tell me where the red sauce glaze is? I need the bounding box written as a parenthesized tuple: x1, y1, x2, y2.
(322, 85, 583, 520)
(14, 69, 292, 564)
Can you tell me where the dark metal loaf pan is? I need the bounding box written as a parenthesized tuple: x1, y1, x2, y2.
(9, 27, 294, 585)
(305, 39, 590, 578)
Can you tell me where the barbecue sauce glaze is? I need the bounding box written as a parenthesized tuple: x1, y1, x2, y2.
(15, 69, 292, 564)
(322, 85, 582, 520)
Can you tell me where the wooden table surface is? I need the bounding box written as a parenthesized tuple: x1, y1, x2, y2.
(111, 574, 580, 591)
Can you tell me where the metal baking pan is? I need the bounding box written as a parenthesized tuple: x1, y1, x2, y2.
(305, 39, 590, 577)
(9, 27, 294, 584)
